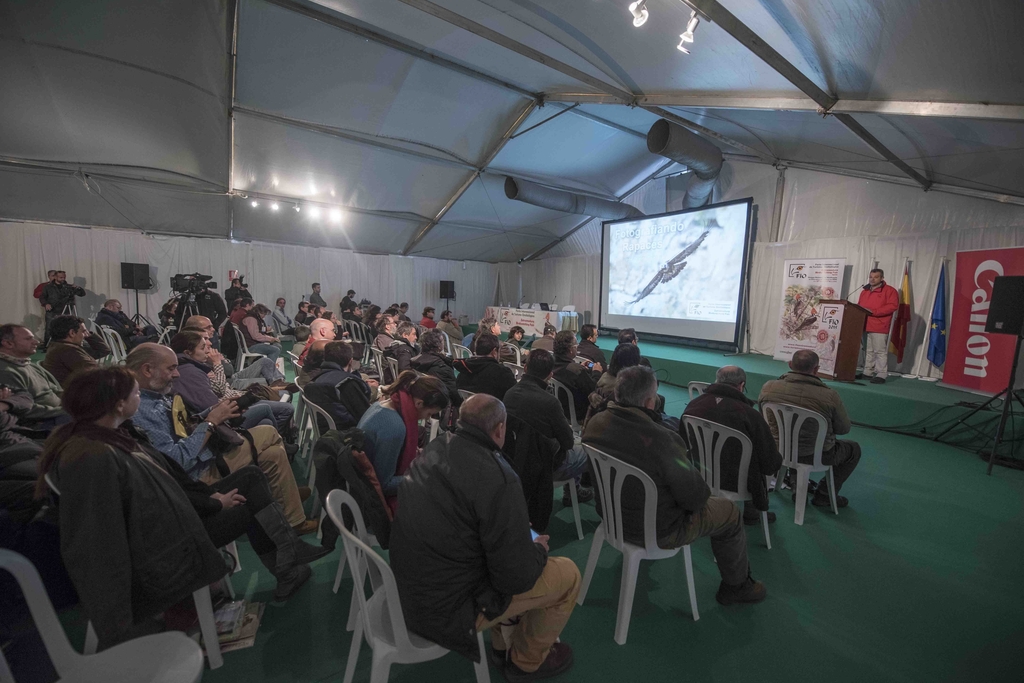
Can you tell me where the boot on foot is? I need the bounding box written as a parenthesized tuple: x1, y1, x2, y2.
(715, 576, 767, 606)
(504, 642, 574, 682)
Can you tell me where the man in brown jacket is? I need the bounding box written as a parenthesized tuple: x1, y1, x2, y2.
(758, 350, 862, 509)
(41, 316, 110, 387)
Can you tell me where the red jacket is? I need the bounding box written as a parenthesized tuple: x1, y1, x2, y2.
(857, 282, 900, 334)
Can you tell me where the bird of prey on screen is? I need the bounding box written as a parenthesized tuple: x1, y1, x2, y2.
(628, 230, 710, 305)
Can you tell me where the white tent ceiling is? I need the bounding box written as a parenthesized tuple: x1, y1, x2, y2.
(2, 0, 1022, 262)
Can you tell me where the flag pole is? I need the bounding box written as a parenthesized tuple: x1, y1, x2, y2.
(886, 257, 909, 373)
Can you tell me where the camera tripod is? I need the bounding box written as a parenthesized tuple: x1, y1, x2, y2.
(172, 291, 201, 328)
(934, 332, 1024, 473)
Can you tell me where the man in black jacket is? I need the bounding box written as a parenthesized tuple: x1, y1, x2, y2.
(551, 331, 596, 427)
(682, 366, 783, 526)
(583, 366, 766, 606)
(504, 349, 593, 505)
(310, 342, 371, 429)
(454, 333, 516, 400)
(385, 322, 418, 375)
(617, 328, 652, 368)
(410, 329, 460, 407)
(39, 271, 85, 348)
(95, 300, 158, 348)
(575, 324, 606, 372)
(390, 394, 579, 681)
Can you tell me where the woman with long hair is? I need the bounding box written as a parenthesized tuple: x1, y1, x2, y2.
(356, 370, 448, 511)
(37, 367, 326, 643)
(362, 304, 382, 328)
(584, 343, 642, 426)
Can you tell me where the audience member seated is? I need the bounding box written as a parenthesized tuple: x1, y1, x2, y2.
(340, 289, 356, 312)
(291, 324, 311, 358)
(296, 340, 328, 389)
(308, 304, 322, 321)
(228, 297, 253, 327)
(454, 333, 516, 400)
(35, 367, 229, 649)
(362, 304, 382, 328)
(294, 301, 311, 326)
(391, 394, 580, 681)
(0, 324, 67, 430)
(616, 328, 652, 368)
(373, 314, 397, 352)
(385, 322, 418, 377)
(0, 387, 43, 522)
(159, 298, 179, 329)
(272, 298, 295, 336)
(587, 343, 640, 424)
(397, 302, 411, 323)
(341, 302, 361, 322)
(506, 325, 526, 349)
(758, 350, 862, 509)
(682, 366, 783, 526)
(356, 371, 448, 508)
(240, 303, 282, 362)
(465, 317, 500, 354)
(530, 324, 558, 353)
(576, 324, 606, 370)
(551, 331, 596, 426)
(583, 366, 767, 606)
(95, 299, 158, 348)
(420, 306, 437, 329)
(410, 330, 459, 407)
(504, 349, 593, 509)
(182, 315, 283, 386)
(41, 316, 110, 388)
(306, 341, 373, 429)
(436, 309, 463, 345)
(170, 332, 294, 431)
(126, 344, 315, 534)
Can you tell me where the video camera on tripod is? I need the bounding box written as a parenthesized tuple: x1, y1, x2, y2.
(171, 273, 218, 295)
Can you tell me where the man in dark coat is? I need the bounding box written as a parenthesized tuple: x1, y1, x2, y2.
(582, 366, 766, 607)
(384, 322, 418, 375)
(410, 329, 460, 406)
(454, 333, 516, 401)
(309, 341, 371, 429)
(681, 366, 783, 525)
(575, 324, 606, 371)
(94, 300, 158, 348)
(39, 271, 85, 348)
(551, 331, 596, 427)
(390, 394, 579, 681)
(503, 349, 593, 505)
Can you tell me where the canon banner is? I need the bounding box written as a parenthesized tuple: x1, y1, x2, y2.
(773, 259, 846, 361)
(943, 246, 1024, 393)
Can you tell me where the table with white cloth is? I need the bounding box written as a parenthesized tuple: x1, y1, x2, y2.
(484, 307, 579, 336)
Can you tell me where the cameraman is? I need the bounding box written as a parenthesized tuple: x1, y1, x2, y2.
(224, 277, 248, 309)
(39, 271, 85, 348)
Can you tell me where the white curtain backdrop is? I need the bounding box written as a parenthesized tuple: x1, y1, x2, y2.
(1, 221, 497, 333)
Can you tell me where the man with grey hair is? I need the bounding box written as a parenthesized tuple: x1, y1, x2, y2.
(682, 365, 782, 525)
(583, 366, 766, 606)
(391, 393, 581, 680)
(759, 350, 861, 509)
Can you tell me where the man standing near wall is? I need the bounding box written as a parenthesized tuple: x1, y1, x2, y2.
(856, 268, 899, 384)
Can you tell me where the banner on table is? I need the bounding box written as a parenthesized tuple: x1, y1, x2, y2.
(773, 258, 846, 361)
(484, 306, 576, 336)
(943, 246, 1024, 393)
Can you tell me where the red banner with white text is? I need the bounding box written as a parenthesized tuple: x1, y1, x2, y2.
(943, 246, 1024, 393)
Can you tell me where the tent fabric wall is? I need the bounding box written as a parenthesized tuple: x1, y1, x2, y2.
(0, 221, 497, 334)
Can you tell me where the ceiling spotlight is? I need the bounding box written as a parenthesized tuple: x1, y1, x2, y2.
(293, 205, 301, 212)
(308, 207, 321, 219)
(329, 208, 342, 223)
(271, 202, 279, 211)
(330, 190, 336, 197)
(677, 38, 690, 54)
(681, 10, 699, 43)
(250, 200, 258, 208)
(628, 0, 648, 27)
(271, 177, 279, 187)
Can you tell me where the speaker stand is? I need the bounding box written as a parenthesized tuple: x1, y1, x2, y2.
(129, 288, 155, 329)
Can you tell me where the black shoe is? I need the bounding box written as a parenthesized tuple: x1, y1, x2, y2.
(284, 442, 300, 458)
(562, 484, 594, 506)
(715, 576, 767, 606)
(504, 642, 574, 682)
(743, 511, 776, 525)
(812, 493, 849, 508)
(870, 376, 886, 384)
(489, 648, 507, 669)
(294, 540, 332, 564)
(855, 373, 865, 380)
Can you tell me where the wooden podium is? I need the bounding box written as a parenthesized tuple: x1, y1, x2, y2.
(817, 300, 869, 381)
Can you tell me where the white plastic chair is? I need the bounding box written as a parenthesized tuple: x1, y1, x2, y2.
(501, 342, 522, 366)
(99, 326, 127, 364)
(578, 445, 699, 644)
(385, 357, 399, 384)
(440, 330, 453, 357)
(561, 305, 576, 312)
(452, 344, 471, 359)
(0, 550, 205, 683)
(428, 418, 440, 442)
(324, 489, 380, 634)
(760, 402, 838, 525)
(687, 381, 710, 399)
(369, 347, 386, 380)
(457, 389, 476, 403)
(548, 378, 582, 435)
(682, 417, 771, 549)
(301, 395, 337, 522)
(231, 324, 265, 371)
(503, 362, 525, 382)
(157, 325, 177, 347)
(553, 474, 584, 541)
(329, 491, 491, 683)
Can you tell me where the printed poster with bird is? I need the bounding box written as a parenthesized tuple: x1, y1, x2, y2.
(773, 259, 846, 361)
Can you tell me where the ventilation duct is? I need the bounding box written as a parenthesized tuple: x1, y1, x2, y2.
(646, 118, 723, 208)
(503, 176, 645, 220)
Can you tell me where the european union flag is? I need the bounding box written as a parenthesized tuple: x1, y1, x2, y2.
(928, 263, 947, 367)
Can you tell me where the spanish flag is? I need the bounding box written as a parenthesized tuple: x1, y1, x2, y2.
(889, 261, 912, 362)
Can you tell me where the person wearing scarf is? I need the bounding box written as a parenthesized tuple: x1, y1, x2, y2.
(356, 371, 449, 513)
